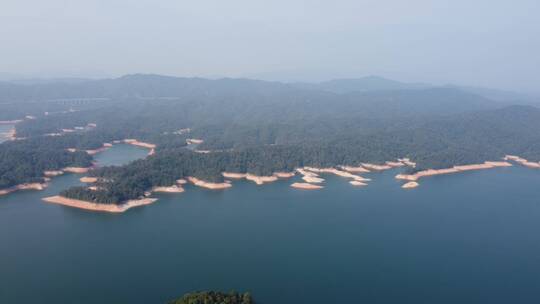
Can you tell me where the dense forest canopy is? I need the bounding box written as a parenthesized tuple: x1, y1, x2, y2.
(1, 74, 539, 202)
(168, 291, 253, 304)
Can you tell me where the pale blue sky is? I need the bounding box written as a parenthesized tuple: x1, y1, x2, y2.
(1, 0, 538, 92)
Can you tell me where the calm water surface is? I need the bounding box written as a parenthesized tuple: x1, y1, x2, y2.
(1, 145, 540, 303)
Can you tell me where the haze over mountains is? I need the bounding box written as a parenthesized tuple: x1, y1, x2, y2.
(0, 74, 537, 108)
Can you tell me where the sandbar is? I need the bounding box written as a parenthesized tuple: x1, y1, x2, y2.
(245, 174, 278, 185)
(304, 167, 370, 182)
(291, 182, 323, 190)
(349, 181, 367, 186)
(63, 167, 91, 173)
(386, 161, 404, 167)
(274, 172, 296, 178)
(402, 181, 419, 189)
(0, 182, 48, 196)
(504, 155, 540, 168)
(85, 146, 110, 155)
(222, 172, 247, 179)
(43, 195, 157, 213)
(187, 177, 232, 190)
(362, 163, 393, 171)
(153, 185, 185, 193)
(123, 139, 156, 149)
(80, 176, 98, 183)
(340, 165, 370, 173)
(302, 176, 325, 183)
(398, 158, 417, 167)
(395, 161, 513, 181)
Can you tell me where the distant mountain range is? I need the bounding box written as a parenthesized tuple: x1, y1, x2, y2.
(0, 74, 537, 116)
(293, 75, 538, 104)
(1, 74, 536, 105)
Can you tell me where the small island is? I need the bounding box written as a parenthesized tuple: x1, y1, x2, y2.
(291, 182, 323, 190)
(169, 291, 254, 304)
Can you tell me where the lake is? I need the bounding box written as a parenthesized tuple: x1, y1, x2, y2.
(1, 144, 540, 303)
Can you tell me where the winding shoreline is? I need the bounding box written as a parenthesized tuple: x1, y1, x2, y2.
(123, 139, 156, 150)
(222, 171, 295, 185)
(0, 139, 155, 198)
(188, 177, 232, 190)
(43, 195, 157, 213)
(4, 151, 539, 209)
(304, 167, 371, 182)
(395, 161, 513, 182)
(0, 183, 48, 196)
(504, 155, 540, 168)
(153, 185, 185, 193)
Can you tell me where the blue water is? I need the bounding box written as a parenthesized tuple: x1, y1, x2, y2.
(1, 146, 540, 303)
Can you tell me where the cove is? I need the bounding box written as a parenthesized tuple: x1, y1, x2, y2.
(1, 147, 540, 303)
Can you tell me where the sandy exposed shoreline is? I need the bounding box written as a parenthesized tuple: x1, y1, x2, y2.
(80, 176, 98, 183)
(504, 155, 540, 168)
(303, 176, 325, 183)
(304, 167, 371, 182)
(70, 140, 154, 156)
(187, 177, 232, 190)
(274, 172, 296, 178)
(63, 167, 92, 174)
(222, 171, 296, 185)
(153, 185, 185, 193)
(395, 161, 513, 182)
(186, 138, 204, 145)
(402, 181, 419, 189)
(44, 170, 64, 177)
(0, 139, 155, 199)
(246, 174, 278, 185)
(123, 139, 156, 149)
(85, 143, 113, 155)
(362, 163, 393, 171)
(0, 183, 48, 196)
(85, 146, 109, 155)
(386, 161, 404, 167)
(43, 195, 157, 213)
(340, 165, 370, 173)
(296, 168, 325, 183)
(123, 139, 156, 156)
(398, 158, 417, 167)
(349, 181, 367, 186)
(222, 172, 247, 179)
(291, 182, 323, 190)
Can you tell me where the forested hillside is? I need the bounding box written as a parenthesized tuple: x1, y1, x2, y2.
(1, 75, 539, 203)
(60, 105, 540, 204)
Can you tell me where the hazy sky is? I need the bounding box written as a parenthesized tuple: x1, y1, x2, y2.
(1, 0, 539, 91)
